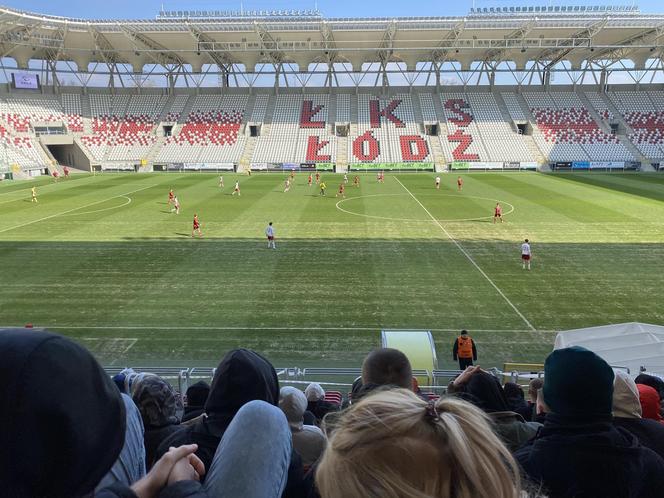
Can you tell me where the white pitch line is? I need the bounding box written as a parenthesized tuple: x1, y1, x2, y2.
(394, 176, 536, 331)
(37, 325, 544, 333)
(0, 184, 156, 234)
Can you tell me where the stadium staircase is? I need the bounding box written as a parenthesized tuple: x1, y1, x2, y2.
(328, 94, 347, 171)
(412, 92, 446, 170)
(261, 94, 278, 137)
(80, 96, 92, 135)
(238, 136, 257, 172)
(236, 94, 258, 172)
(494, 92, 545, 165)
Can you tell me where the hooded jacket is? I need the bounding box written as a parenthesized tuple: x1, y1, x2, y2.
(183, 381, 210, 422)
(637, 384, 664, 423)
(0, 329, 125, 497)
(132, 375, 184, 469)
(155, 349, 305, 497)
(280, 387, 327, 466)
(516, 414, 664, 498)
(458, 371, 540, 451)
(613, 371, 664, 461)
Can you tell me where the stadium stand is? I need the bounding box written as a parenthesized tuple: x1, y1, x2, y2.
(524, 91, 634, 162)
(1, 87, 662, 174)
(253, 94, 336, 164)
(609, 91, 664, 160)
(350, 93, 432, 164)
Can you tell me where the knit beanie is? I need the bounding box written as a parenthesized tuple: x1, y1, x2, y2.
(544, 346, 615, 417)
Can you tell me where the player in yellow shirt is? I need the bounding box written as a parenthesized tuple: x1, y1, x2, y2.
(319, 182, 327, 196)
(31, 186, 37, 203)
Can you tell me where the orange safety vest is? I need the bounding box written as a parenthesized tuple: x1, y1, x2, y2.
(457, 336, 474, 359)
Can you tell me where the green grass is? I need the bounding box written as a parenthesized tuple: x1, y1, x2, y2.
(1, 171, 664, 370)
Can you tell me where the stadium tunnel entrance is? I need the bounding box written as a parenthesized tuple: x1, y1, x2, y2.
(44, 141, 92, 172)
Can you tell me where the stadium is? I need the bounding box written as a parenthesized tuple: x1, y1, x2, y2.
(2, 1, 664, 495)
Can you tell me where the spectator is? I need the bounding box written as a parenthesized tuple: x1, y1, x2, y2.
(305, 382, 339, 424)
(503, 382, 533, 421)
(322, 349, 412, 437)
(361, 347, 412, 389)
(613, 371, 664, 459)
(0, 329, 127, 497)
(183, 381, 210, 422)
(637, 384, 664, 424)
(528, 378, 545, 423)
(452, 329, 477, 369)
(103, 400, 294, 498)
(515, 346, 664, 498)
(96, 393, 147, 491)
(635, 373, 664, 406)
(0, 329, 207, 498)
(450, 367, 540, 451)
(316, 388, 525, 498)
(155, 348, 306, 496)
(132, 374, 184, 469)
(280, 387, 327, 467)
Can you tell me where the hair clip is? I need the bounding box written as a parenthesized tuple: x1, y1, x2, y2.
(425, 400, 440, 422)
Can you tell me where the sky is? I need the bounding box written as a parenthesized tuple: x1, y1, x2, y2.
(1, 0, 662, 20)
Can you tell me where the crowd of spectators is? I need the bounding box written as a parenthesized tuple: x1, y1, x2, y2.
(2, 328, 664, 497)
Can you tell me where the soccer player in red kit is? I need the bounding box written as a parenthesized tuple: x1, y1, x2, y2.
(168, 189, 174, 206)
(493, 202, 503, 223)
(192, 214, 202, 238)
(308, 174, 313, 187)
(63, 166, 70, 179)
(290, 170, 295, 182)
(52, 170, 59, 182)
(315, 172, 320, 184)
(457, 176, 463, 191)
(336, 183, 345, 198)
(353, 175, 360, 188)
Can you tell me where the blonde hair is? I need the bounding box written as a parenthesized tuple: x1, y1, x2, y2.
(316, 388, 523, 498)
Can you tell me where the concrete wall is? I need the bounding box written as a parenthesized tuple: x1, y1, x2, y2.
(47, 143, 91, 171)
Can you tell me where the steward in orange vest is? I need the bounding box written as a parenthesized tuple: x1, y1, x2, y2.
(453, 330, 477, 370)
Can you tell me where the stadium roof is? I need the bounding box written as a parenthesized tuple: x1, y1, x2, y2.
(1, 5, 663, 74)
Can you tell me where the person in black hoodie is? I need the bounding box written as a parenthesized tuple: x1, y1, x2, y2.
(449, 368, 539, 452)
(183, 381, 210, 422)
(0, 329, 128, 497)
(0, 328, 209, 498)
(155, 348, 306, 497)
(515, 346, 664, 498)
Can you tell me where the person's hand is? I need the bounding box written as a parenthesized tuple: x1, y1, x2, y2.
(131, 444, 205, 498)
(452, 365, 481, 387)
(168, 449, 205, 486)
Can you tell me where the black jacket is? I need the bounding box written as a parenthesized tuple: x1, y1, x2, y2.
(0, 329, 126, 498)
(614, 417, 664, 460)
(515, 413, 664, 498)
(306, 399, 340, 424)
(155, 349, 305, 498)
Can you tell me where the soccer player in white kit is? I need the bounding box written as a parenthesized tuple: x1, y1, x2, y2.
(435, 176, 441, 190)
(232, 181, 241, 196)
(343, 173, 348, 184)
(521, 239, 532, 270)
(219, 176, 224, 188)
(266, 222, 276, 249)
(284, 179, 291, 192)
(171, 196, 180, 214)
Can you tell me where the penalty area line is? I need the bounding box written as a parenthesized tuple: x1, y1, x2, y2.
(0, 184, 157, 234)
(394, 176, 536, 332)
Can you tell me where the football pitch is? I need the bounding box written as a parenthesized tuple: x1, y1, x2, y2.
(1, 171, 663, 370)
